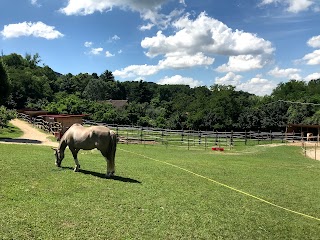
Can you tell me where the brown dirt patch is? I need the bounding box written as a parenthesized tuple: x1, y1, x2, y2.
(0, 119, 58, 147)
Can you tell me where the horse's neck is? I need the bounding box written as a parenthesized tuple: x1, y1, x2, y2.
(58, 137, 68, 152)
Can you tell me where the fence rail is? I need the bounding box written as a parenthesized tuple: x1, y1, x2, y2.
(18, 114, 315, 150)
(18, 113, 62, 135)
(83, 120, 289, 149)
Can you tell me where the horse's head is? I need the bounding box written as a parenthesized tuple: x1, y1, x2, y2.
(52, 147, 64, 167)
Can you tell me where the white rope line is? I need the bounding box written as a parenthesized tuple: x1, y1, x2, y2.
(119, 147, 320, 222)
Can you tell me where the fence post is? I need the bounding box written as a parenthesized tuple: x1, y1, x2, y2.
(205, 136, 207, 150)
(126, 129, 129, 145)
(181, 130, 184, 145)
(161, 130, 164, 145)
(245, 130, 247, 145)
(231, 130, 234, 149)
(216, 130, 219, 147)
(116, 125, 119, 137)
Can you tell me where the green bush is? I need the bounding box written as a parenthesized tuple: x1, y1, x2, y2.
(0, 106, 16, 128)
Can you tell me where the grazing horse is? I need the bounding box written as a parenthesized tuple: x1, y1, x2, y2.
(52, 124, 117, 178)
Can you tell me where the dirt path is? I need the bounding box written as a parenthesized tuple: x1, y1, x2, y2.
(0, 119, 58, 147)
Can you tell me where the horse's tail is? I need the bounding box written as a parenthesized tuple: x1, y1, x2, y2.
(109, 130, 118, 159)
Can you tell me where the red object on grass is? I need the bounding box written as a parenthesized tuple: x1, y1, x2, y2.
(212, 147, 224, 151)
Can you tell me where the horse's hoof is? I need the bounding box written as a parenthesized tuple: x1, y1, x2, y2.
(106, 173, 115, 178)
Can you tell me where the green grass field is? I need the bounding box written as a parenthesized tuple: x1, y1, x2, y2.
(0, 123, 23, 139)
(1, 141, 320, 239)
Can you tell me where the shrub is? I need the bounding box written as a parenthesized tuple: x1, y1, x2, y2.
(0, 106, 16, 128)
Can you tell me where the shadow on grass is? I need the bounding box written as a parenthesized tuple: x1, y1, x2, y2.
(0, 137, 42, 144)
(61, 166, 141, 183)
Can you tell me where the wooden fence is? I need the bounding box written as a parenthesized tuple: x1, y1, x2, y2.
(83, 120, 291, 149)
(18, 113, 309, 149)
(18, 113, 62, 135)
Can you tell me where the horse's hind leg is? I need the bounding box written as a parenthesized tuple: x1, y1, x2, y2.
(70, 148, 80, 172)
(101, 151, 115, 178)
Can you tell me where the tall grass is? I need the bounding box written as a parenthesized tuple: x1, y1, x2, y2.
(0, 143, 320, 239)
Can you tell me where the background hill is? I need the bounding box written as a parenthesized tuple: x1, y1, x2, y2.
(1, 53, 320, 131)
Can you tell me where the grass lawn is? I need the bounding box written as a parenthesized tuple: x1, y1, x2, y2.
(0, 142, 320, 239)
(0, 123, 23, 139)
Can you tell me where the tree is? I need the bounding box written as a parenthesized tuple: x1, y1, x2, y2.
(272, 80, 307, 101)
(100, 70, 115, 82)
(0, 60, 10, 106)
(25, 53, 41, 68)
(83, 79, 109, 101)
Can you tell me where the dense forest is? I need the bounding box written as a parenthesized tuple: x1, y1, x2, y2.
(1, 53, 320, 131)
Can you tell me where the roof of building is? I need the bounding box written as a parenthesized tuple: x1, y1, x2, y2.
(40, 114, 88, 118)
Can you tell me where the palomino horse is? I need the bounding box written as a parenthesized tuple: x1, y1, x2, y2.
(307, 133, 313, 141)
(52, 124, 118, 178)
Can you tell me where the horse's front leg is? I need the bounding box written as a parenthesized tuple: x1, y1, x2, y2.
(70, 148, 80, 172)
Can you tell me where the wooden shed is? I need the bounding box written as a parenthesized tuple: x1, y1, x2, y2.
(18, 109, 49, 118)
(40, 114, 88, 139)
(286, 124, 320, 141)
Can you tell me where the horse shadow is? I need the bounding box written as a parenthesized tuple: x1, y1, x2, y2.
(61, 166, 141, 183)
(0, 137, 42, 144)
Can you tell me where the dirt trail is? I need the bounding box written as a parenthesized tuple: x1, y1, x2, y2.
(0, 119, 58, 147)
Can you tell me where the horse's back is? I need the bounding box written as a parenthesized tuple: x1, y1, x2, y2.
(66, 124, 113, 150)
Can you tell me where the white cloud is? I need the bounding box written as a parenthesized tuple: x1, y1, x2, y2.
(302, 49, 320, 65)
(159, 52, 214, 69)
(142, 12, 274, 58)
(112, 35, 120, 41)
(84, 41, 93, 47)
(214, 73, 276, 96)
(142, 12, 273, 73)
(215, 72, 243, 86)
(238, 77, 277, 96)
(115, 12, 274, 79)
(89, 47, 103, 55)
(30, 0, 41, 6)
(113, 64, 160, 78)
(259, 0, 316, 13)
(105, 51, 115, 57)
(139, 23, 155, 31)
(216, 54, 271, 72)
(158, 75, 202, 88)
(59, 0, 169, 15)
(307, 35, 320, 48)
(268, 66, 302, 79)
(59, 0, 184, 29)
(1, 21, 64, 40)
(305, 72, 320, 81)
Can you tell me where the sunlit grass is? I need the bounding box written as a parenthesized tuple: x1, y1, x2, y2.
(0, 143, 320, 239)
(0, 123, 23, 139)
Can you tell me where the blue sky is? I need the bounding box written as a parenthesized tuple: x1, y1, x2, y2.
(1, 0, 320, 95)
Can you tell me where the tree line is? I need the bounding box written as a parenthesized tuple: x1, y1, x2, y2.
(1, 53, 320, 131)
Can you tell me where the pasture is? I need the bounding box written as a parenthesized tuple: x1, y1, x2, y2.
(1, 142, 320, 239)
